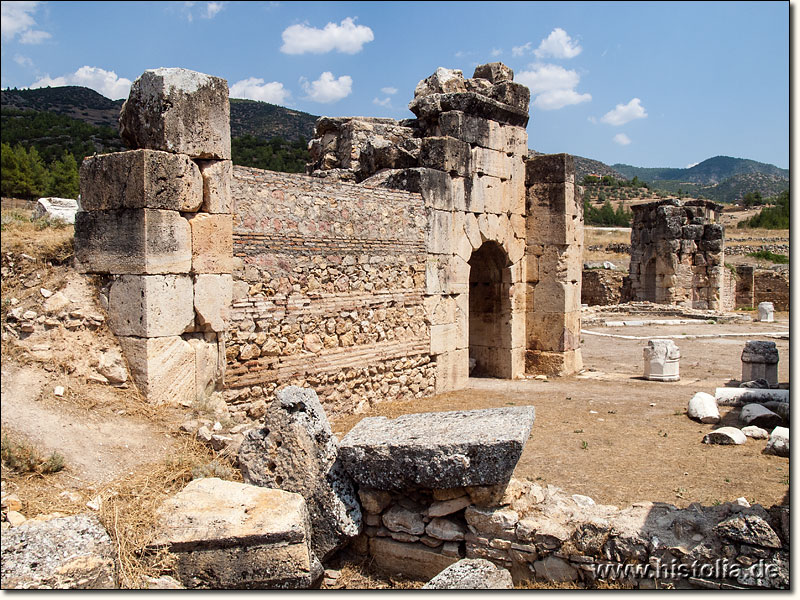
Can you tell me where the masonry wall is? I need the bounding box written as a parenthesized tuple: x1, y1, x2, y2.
(224, 167, 433, 419)
(754, 270, 789, 311)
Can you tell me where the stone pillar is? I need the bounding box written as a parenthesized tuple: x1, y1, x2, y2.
(523, 154, 583, 376)
(741, 341, 779, 386)
(643, 339, 680, 381)
(757, 302, 775, 322)
(75, 68, 232, 405)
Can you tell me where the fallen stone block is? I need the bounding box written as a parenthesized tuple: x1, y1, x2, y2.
(150, 478, 321, 589)
(368, 537, 459, 581)
(74, 208, 191, 275)
(79, 150, 202, 212)
(687, 392, 720, 424)
(422, 558, 513, 589)
(764, 427, 789, 457)
(738, 404, 782, 431)
(120, 67, 231, 159)
(238, 386, 362, 561)
(702, 427, 746, 446)
(118, 335, 195, 405)
(741, 426, 769, 439)
(339, 406, 535, 490)
(34, 197, 79, 224)
(1, 514, 116, 589)
(108, 274, 194, 337)
(715, 388, 789, 406)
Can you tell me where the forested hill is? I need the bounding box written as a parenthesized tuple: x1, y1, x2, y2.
(613, 156, 788, 185)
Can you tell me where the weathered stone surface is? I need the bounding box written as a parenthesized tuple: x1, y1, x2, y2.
(713, 514, 782, 549)
(187, 213, 233, 274)
(757, 302, 774, 322)
(764, 427, 789, 457)
(473, 62, 514, 84)
(687, 392, 720, 424)
(1, 514, 116, 589)
(151, 478, 320, 589)
(108, 274, 194, 337)
(382, 505, 425, 535)
(715, 387, 789, 406)
(339, 406, 535, 490)
(741, 426, 769, 439)
(118, 335, 195, 405)
(238, 386, 362, 560)
(409, 92, 529, 128)
(74, 208, 191, 275)
(120, 68, 231, 159)
(79, 150, 202, 212)
(738, 403, 782, 430)
(34, 197, 79, 224)
(358, 487, 392, 514)
(741, 341, 779, 364)
(96, 350, 128, 384)
(702, 427, 746, 446)
(194, 274, 233, 332)
(488, 81, 530, 112)
(464, 505, 519, 537)
(428, 496, 471, 517)
(525, 153, 574, 184)
(426, 517, 467, 541)
(643, 339, 680, 381)
(532, 556, 578, 582)
(419, 136, 470, 176)
(422, 558, 513, 589)
(368, 538, 458, 581)
(414, 67, 466, 97)
(196, 159, 232, 213)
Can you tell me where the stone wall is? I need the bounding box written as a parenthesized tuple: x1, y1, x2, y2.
(581, 269, 625, 306)
(753, 270, 789, 311)
(224, 167, 433, 418)
(625, 199, 724, 310)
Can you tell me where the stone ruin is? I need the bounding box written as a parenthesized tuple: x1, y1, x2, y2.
(623, 199, 725, 309)
(71, 62, 583, 412)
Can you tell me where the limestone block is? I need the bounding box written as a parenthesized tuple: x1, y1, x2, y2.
(186, 334, 223, 400)
(118, 335, 195, 405)
(764, 427, 789, 457)
(526, 311, 581, 352)
(419, 137, 470, 176)
(339, 406, 535, 490)
(430, 322, 459, 355)
(108, 274, 194, 337)
(536, 243, 583, 283)
(702, 427, 746, 445)
(525, 153, 574, 185)
(473, 62, 515, 84)
(503, 125, 529, 158)
(368, 538, 458, 581)
(381, 168, 465, 211)
(525, 349, 582, 377)
(454, 293, 469, 349)
(439, 255, 470, 295)
(471, 147, 512, 180)
(410, 92, 529, 128)
(151, 478, 320, 589)
(74, 209, 191, 275)
(463, 213, 482, 250)
(423, 558, 514, 590)
(470, 174, 504, 214)
(489, 81, 530, 112)
(425, 257, 443, 295)
(34, 197, 79, 224)
(508, 236, 525, 265)
(527, 210, 580, 246)
(187, 213, 233, 273)
(414, 67, 467, 97)
(194, 274, 233, 332)
(433, 348, 469, 394)
(757, 302, 774, 322)
(427, 210, 454, 255)
(119, 68, 231, 159)
(738, 404, 782, 430)
(425, 294, 457, 325)
(504, 176, 526, 216)
(526, 182, 579, 216)
(79, 150, 202, 212)
(643, 339, 680, 381)
(525, 254, 539, 284)
(687, 392, 720, 424)
(0, 514, 116, 589)
(531, 279, 581, 314)
(438, 111, 506, 151)
(238, 387, 362, 561)
(196, 159, 232, 213)
(741, 340, 779, 386)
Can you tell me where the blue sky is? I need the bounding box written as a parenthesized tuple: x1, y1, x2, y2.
(0, 1, 790, 169)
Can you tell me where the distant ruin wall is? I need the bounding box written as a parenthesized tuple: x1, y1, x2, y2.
(225, 167, 433, 418)
(581, 268, 625, 306)
(754, 270, 789, 311)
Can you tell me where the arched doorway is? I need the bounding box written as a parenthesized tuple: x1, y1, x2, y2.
(468, 241, 512, 378)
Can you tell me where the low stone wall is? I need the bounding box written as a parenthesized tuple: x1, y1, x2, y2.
(225, 167, 433, 418)
(581, 269, 625, 306)
(754, 270, 789, 311)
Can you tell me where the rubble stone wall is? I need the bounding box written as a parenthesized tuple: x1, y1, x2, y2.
(224, 167, 433, 418)
(626, 199, 725, 310)
(753, 270, 789, 311)
(581, 269, 625, 306)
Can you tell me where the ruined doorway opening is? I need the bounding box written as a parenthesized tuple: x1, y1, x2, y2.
(643, 256, 657, 302)
(468, 241, 512, 378)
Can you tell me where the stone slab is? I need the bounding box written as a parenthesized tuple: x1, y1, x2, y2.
(715, 388, 789, 406)
(34, 197, 79, 224)
(79, 150, 202, 212)
(151, 478, 319, 589)
(339, 406, 535, 490)
(368, 537, 459, 581)
(422, 558, 513, 589)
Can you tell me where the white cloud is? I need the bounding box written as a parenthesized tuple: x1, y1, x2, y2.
(204, 1, 224, 18)
(490, 48, 502, 57)
(13, 53, 34, 67)
(30, 66, 132, 99)
(601, 98, 647, 126)
(229, 77, 290, 104)
(380, 86, 397, 95)
(516, 63, 591, 110)
(281, 17, 373, 55)
(613, 133, 632, 146)
(534, 27, 582, 59)
(373, 97, 391, 108)
(512, 42, 532, 57)
(182, 1, 225, 21)
(301, 71, 352, 103)
(1, 1, 50, 44)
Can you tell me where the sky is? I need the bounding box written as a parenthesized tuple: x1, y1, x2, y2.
(0, 1, 790, 169)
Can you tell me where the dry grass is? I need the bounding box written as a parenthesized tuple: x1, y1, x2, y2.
(323, 556, 424, 589)
(1, 208, 74, 264)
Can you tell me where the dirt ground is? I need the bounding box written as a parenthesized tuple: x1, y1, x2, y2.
(332, 314, 790, 510)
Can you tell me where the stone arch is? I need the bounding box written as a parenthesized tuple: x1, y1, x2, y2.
(468, 240, 513, 378)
